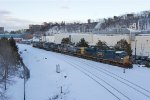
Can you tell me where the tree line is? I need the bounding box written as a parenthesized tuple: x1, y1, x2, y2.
(61, 38, 132, 56)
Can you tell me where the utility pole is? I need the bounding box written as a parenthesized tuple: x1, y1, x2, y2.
(61, 86, 63, 94)
(123, 68, 125, 73)
(135, 40, 137, 63)
(23, 66, 26, 100)
(4, 67, 7, 90)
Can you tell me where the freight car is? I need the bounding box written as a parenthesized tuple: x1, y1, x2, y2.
(32, 42, 132, 68)
(43, 42, 55, 51)
(74, 47, 132, 68)
(32, 42, 38, 47)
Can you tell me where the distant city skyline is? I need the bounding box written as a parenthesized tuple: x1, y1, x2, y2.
(0, 0, 150, 31)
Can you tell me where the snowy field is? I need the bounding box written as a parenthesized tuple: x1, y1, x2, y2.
(7, 44, 150, 100)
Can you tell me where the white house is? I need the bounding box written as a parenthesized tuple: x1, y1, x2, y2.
(131, 34, 150, 57)
(41, 35, 55, 43)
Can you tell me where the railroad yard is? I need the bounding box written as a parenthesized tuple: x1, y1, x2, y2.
(7, 44, 150, 100)
(1, 0, 150, 100)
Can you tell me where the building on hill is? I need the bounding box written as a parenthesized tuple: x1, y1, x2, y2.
(138, 18, 150, 30)
(0, 27, 4, 34)
(29, 25, 42, 33)
(93, 24, 141, 35)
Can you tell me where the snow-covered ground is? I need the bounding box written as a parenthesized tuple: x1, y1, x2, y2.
(7, 44, 150, 100)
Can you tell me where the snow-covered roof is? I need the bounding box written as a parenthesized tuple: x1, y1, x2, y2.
(115, 51, 126, 54)
(93, 34, 129, 36)
(138, 34, 150, 36)
(94, 20, 104, 29)
(94, 28, 141, 34)
(95, 22, 101, 29)
(126, 28, 141, 33)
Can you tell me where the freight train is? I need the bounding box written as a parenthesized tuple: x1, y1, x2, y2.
(32, 42, 133, 68)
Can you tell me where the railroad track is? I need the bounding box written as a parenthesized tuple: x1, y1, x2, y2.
(32, 47, 150, 100)
(63, 58, 132, 100)
(47, 51, 150, 100)
(78, 58, 150, 94)
(61, 54, 150, 99)
(47, 52, 131, 100)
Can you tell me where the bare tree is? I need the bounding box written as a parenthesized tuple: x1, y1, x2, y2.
(0, 38, 30, 99)
(0, 38, 16, 90)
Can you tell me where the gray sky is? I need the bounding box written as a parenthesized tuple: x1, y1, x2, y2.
(0, 0, 150, 31)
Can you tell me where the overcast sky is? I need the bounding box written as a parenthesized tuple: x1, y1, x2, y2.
(0, 0, 150, 31)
